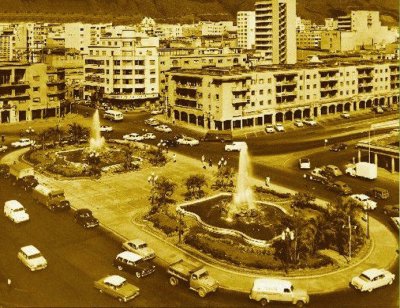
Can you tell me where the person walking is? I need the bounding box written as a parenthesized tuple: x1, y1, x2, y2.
(201, 154, 205, 163)
(265, 176, 270, 187)
(172, 153, 176, 163)
(208, 158, 212, 168)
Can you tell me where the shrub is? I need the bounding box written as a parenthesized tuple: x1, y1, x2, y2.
(147, 212, 180, 235)
(254, 186, 291, 199)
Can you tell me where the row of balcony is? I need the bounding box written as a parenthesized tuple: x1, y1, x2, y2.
(0, 81, 30, 88)
(176, 82, 199, 89)
(0, 92, 29, 100)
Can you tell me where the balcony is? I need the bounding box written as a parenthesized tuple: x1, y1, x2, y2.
(176, 82, 198, 90)
(320, 87, 338, 92)
(47, 79, 65, 85)
(105, 93, 158, 100)
(232, 86, 249, 93)
(176, 94, 197, 101)
(358, 73, 373, 79)
(0, 81, 30, 88)
(47, 89, 67, 96)
(358, 83, 373, 88)
(320, 75, 338, 81)
(276, 91, 297, 97)
(276, 79, 297, 86)
(0, 92, 29, 100)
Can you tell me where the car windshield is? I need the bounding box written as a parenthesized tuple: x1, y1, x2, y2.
(138, 243, 147, 249)
(198, 271, 209, 279)
(80, 212, 91, 217)
(359, 274, 372, 282)
(14, 208, 25, 212)
(28, 253, 42, 259)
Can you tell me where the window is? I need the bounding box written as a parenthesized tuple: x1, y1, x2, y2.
(33, 87, 39, 91)
(259, 90, 264, 95)
(33, 76, 40, 81)
(150, 78, 156, 83)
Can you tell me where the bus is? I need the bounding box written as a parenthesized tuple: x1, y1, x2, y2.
(103, 110, 124, 121)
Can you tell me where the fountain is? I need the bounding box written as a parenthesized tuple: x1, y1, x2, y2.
(89, 109, 106, 152)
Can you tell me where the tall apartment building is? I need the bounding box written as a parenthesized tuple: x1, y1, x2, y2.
(167, 60, 399, 130)
(255, 0, 297, 65)
(64, 23, 111, 54)
(0, 62, 66, 123)
(84, 30, 159, 106)
(237, 11, 256, 49)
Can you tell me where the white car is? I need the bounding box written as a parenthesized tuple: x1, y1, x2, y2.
(154, 125, 172, 133)
(0, 145, 8, 152)
(351, 268, 395, 292)
(4, 200, 29, 223)
(303, 118, 317, 126)
(144, 118, 160, 126)
(294, 119, 304, 127)
(123, 133, 144, 142)
(349, 194, 377, 210)
(176, 136, 200, 146)
(341, 112, 350, 119)
(275, 123, 285, 132)
(299, 158, 311, 169)
(122, 239, 156, 260)
(225, 141, 247, 152)
(100, 125, 113, 132)
(17, 245, 47, 271)
(265, 124, 275, 133)
(11, 138, 35, 148)
(150, 109, 163, 115)
(142, 133, 156, 140)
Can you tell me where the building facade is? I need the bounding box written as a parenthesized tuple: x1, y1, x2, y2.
(255, 0, 297, 64)
(167, 60, 399, 130)
(237, 11, 256, 49)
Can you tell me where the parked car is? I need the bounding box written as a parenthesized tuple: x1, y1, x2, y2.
(150, 109, 163, 115)
(274, 123, 285, 132)
(349, 194, 377, 210)
(294, 119, 304, 127)
(298, 158, 311, 169)
(11, 138, 35, 148)
(142, 133, 156, 140)
(224, 141, 247, 152)
(74, 208, 99, 228)
(0, 145, 8, 152)
(144, 118, 160, 126)
(113, 251, 156, 278)
(122, 239, 156, 260)
(329, 143, 348, 152)
(326, 180, 352, 195)
(17, 175, 39, 191)
(201, 130, 232, 143)
(123, 133, 144, 142)
(176, 136, 200, 146)
(322, 165, 343, 177)
(154, 125, 172, 133)
(94, 275, 140, 302)
(383, 204, 399, 217)
(351, 268, 395, 292)
(100, 125, 113, 132)
(367, 187, 389, 200)
(341, 112, 350, 119)
(4, 200, 29, 223)
(17, 245, 47, 271)
(265, 124, 275, 133)
(303, 118, 317, 126)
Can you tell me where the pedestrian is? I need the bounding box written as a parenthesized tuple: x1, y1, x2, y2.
(265, 176, 270, 187)
(208, 158, 212, 167)
(217, 160, 222, 169)
(7, 278, 12, 291)
(201, 154, 205, 163)
(173, 153, 176, 163)
(202, 161, 206, 169)
(1, 134, 5, 143)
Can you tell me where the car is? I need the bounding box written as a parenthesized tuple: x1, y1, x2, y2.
(351, 268, 395, 292)
(142, 133, 156, 140)
(294, 119, 304, 127)
(11, 138, 35, 148)
(176, 136, 200, 146)
(150, 109, 164, 115)
(349, 194, 377, 210)
(274, 123, 285, 132)
(122, 239, 156, 260)
(340, 112, 350, 119)
(372, 106, 384, 114)
(94, 275, 140, 302)
(391, 217, 400, 230)
(224, 141, 247, 152)
(326, 180, 352, 195)
(123, 133, 144, 142)
(4, 200, 30, 223)
(17, 175, 39, 191)
(161, 139, 178, 147)
(322, 165, 343, 177)
(265, 124, 275, 133)
(329, 143, 348, 152)
(74, 208, 99, 228)
(303, 118, 317, 126)
(113, 251, 156, 278)
(367, 187, 389, 200)
(154, 125, 172, 133)
(17, 245, 47, 271)
(383, 204, 399, 217)
(0, 145, 8, 152)
(144, 118, 160, 126)
(100, 125, 113, 132)
(298, 158, 311, 169)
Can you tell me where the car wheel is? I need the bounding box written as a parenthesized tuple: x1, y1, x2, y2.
(368, 288, 373, 292)
(389, 279, 394, 285)
(117, 265, 123, 271)
(296, 301, 305, 307)
(169, 276, 178, 286)
(260, 298, 268, 306)
(99, 289, 103, 293)
(135, 272, 141, 278)
(198, 288, 206, 298)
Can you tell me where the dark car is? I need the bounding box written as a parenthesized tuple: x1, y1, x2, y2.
(162, 139, 178, 147)
(0, 164, 10, 178)
(113, 251, 155, 278)
(17, 175, 39, 191)
(74, 208, 99, 228)
(329, 143, 348, 152)
(326, 180, 352, 195)
(367, 187, 389, 200)
(383, 204, 399, 217)
(201, 130, 233, 143)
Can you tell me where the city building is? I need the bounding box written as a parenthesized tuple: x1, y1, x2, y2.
(83, 30, 159, 107)
(237, 11, 256, 49)
(154, 24, 183, 40)
(200, 21, 235, 37)
(166, 60, 399, 130)
(0, 62, 66, 123)
(255, 0, 297, 64)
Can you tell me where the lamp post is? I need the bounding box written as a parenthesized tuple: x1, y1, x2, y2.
(342, 215, 357, 263)
(147, 172, 158, 206)
(281, 227, 295, 271)
(177, 210, 184, 244)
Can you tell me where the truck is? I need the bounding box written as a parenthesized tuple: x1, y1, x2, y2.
(9, 162, 39, 191)
(345, 162, 377, 180)
(167, 259, 219, 298)
(32, 184, 71, 211)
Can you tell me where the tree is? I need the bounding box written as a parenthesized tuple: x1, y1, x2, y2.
(212, 164, 235, 191)
(184, 174, 207, 200)
(68, 123, 89, 144)
(149, 176, 177, 214)
(148, 148, 167, 166)
(47, 125, 64, 146)
(291, 192, 316, 209)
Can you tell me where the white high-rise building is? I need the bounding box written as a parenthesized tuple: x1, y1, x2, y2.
(255, 0, 297, 64)
(237, 11, 256, 49)
(64, 23, 111, 54)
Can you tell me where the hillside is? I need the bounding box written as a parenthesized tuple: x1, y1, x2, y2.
(0, 0, 397, 25)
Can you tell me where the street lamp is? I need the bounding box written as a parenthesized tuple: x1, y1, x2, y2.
(342, 215, 357, 263)
(281, 227, 295, 265)
(147, 172, 158, 206)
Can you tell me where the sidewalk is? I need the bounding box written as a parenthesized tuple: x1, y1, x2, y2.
(2, 148, 398, 295)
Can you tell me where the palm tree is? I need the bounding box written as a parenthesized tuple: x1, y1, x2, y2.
(68, 123, 88, 144)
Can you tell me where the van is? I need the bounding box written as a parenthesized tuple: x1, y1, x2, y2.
(368, 187, 389, 200)
(4, 200, 30, 223)
(249, 278, 309, 306)
(103, 110, 123, 121)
